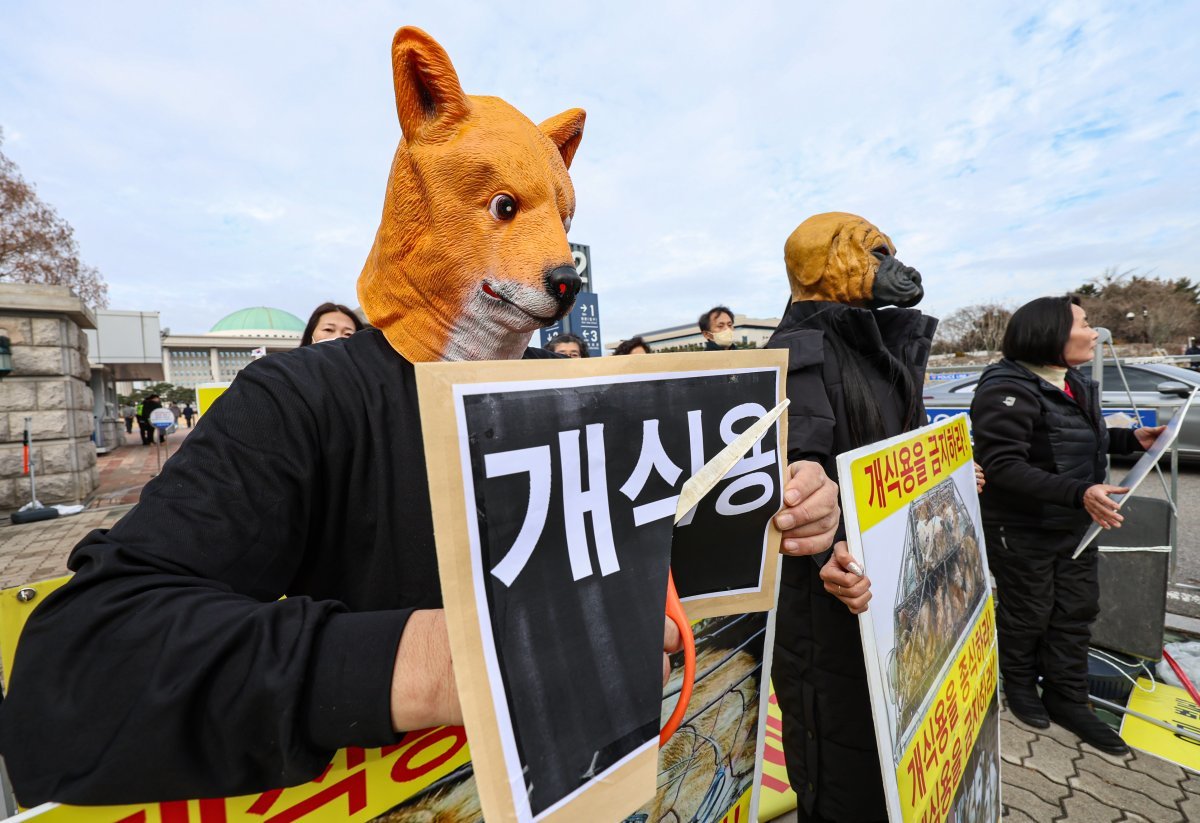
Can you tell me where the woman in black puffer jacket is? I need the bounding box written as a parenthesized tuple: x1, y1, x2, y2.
(970, 295, 1162, 754)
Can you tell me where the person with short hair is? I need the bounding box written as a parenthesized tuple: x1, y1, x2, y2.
(301, 303, 364, 347)
(1185, 335, 1200, 370)
(139, 394, 164, 446)
(614, 336, 651, 355)
(971, 294, 1164, 754)
(698, 306, 735, 350)
(545, 333, 588, 358)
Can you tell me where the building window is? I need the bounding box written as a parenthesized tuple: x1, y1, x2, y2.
(168, 349, 214, 388)
(217, 349, 254, 381)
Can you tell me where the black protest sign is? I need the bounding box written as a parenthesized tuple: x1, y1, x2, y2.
(417, 351, 786, 823)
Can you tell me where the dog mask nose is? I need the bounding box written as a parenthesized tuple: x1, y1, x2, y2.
(546, 265, 582, 301)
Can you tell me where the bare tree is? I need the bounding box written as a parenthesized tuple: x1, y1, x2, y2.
(0, 128, 109, 308)
(933, 303, 1012, 354)
(1076, 268, 1199, 348)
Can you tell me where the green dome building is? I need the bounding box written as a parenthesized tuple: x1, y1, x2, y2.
(162, 306, 306, 389)
(209, 307, 306, 337)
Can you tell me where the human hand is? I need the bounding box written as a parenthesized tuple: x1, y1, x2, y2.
(819, 541, 872, 614)
(773, 461, 840, 556)
(391, 609, 462, 731)
(1134, 425, 1166, 451)
(663, 616, 684, 685)
(1082, 483, 1129, 529)
(974, 462, 985, 493)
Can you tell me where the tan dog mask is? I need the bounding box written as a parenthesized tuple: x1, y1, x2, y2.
(358, 27, 586, 362)
(783, 212, 923, 308)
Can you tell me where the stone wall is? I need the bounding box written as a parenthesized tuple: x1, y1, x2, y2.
(0, 285, 99, 513)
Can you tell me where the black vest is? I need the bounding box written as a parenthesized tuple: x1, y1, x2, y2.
(976, 359, 1107, 529)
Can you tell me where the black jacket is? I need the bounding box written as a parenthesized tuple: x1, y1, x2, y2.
(765, 301, 936, 821)
(971, 358, 1140, 531)
(138, 398, 161, 422)
(0, 329, 556, 806)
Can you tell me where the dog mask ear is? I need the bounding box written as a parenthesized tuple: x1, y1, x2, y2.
(539, 108, 586, 169)
(391, 27, 470, 143)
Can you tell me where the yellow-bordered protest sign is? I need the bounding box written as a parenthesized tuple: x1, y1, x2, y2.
(848, 416, 972, 534)
(837, 415, 1000, 823)
(1121, 678, 1200, 771)
(193, 382, 232, 418)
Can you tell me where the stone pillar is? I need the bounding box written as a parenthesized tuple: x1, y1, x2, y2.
(0, 284, 99, 513)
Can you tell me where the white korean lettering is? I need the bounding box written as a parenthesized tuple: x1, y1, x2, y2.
(560, 424, 620, 579)
(620, 419, 684, 526)
(486, 446, 553, 586)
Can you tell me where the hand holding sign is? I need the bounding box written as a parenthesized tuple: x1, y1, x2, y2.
(774, 461, 841, 556)
(819, 541, 872, 615)
(1083, 483, 1130, 530)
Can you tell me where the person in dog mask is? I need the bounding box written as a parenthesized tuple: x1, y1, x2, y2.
(765, 211, 935, 823)
(0, 28, 841, 806)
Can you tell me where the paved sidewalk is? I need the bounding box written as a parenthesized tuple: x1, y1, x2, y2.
(0, 505, 129, 589)
(765, 699, 1200, 823)
(0, 426, 192, 588)
(997, 700, 1200, 822)
(89, 426, 194, 508)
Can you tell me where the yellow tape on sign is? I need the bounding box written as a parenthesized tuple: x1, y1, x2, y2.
(758, 683, 798, 821)
(895, 597, 998, 823)
(21, 730, 474, 822)
(1122, 678, 1200, 771)
(1, 575, 71, 687)
(849, 416, 972, 533)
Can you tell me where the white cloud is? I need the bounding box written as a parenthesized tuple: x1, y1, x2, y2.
(0, 0, 1197, 345)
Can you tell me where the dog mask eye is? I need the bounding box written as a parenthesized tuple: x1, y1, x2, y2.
(489, 193, 518, 221)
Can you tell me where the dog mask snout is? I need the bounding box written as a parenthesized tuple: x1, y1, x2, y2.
(546, 265, 583, 302)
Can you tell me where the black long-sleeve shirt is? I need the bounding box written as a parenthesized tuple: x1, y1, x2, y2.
(0, 329, 552, 805)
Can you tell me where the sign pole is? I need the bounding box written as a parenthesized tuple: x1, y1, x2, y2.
(149, 407, 175, 478)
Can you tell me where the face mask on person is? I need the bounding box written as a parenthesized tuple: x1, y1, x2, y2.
(711, 329, 735, 347)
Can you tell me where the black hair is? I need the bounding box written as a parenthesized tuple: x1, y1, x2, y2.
(698, 306, 734, 333)
(1001, 295, 1081, 367)
(545, 332, 590, 357)
(614, 336, 652, 355)
(301, 302, 365, 346)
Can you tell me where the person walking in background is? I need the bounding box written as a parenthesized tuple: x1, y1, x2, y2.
(971, 295, 1163, 755)
(183, 404, 195, 428)
(121, 403, 135, 434)
(614, 336, 651, 355)
(545, 333, 589, 358)
(139, 394, 164, 446)
(301, 302, 364, 346)
(169, 402, 182, 425)
(698, 306, 736, 350)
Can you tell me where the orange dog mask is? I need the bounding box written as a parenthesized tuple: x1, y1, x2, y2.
(358, 27, 586, 362)
(783, 212, 923, 308)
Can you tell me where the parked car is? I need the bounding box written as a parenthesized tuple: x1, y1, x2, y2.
(923, 362, 1200, 458)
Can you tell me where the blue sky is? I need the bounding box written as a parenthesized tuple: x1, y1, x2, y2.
(1, 1, 1197, 345)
